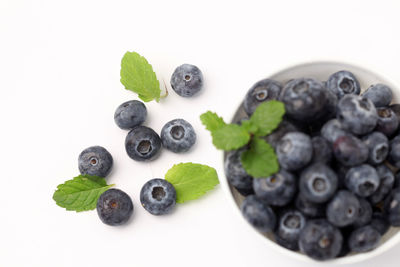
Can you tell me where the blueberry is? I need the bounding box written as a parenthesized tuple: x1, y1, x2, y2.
(354, 198, 373, 227)
(388, 135, 400, 168)
(276, 132, 312, 171)
(275, 210, 306, 251)
(348, 226, 381, 252)
(362, 132, 389, 165)
(125, 126, 162, 161)
(298, 219, 343, 261)
(114, 100, 147, 129)
(321, 119, 347, 144)
(243, 79, 282, 115)
(96, 189, 134, 226)
(78, 146, 113, 178)
(326, 190, 360, 227)
(241, 195, 276, 232)
(337, 94, 378, 135)
(253, 170, 296, 206)
(140, 178, 176, 215)
(362, 84, 392, 107)
(375, 107, 399, 137)
(390, 103, 400, 122)
(334, 163, 349, 189)
(279, 78, 328, 121)
(345, 164, 379, 197)
(384, 187, 400, 226)
(263, 120, 298, 148)
(333, 134, 368, 167)
(160, 119, 196, 153)
(326, 70, 361, 99)
(310, 136, 332, 164)
(170, 64, 203, 97)
(395, 171, 400, 188)
(295, 194, 325, 218)
(368, 164, 395, 204)
(299, 163, 338, 203)
(370, 212, 390, 235)
(224, 149, 254, 196)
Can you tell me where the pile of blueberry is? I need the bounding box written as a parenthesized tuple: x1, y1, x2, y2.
(225, 70, 400, 260)
(78, 64, 203, 225)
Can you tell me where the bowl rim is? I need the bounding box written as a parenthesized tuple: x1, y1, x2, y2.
(219, 60, 400, 264)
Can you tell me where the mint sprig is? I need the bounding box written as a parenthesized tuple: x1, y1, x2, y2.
(200, 100, 285, 178)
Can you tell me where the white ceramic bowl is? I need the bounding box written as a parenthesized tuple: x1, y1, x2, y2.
(220, 61, 400, 264)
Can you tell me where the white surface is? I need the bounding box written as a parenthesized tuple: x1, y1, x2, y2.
(1, 1, 400, 267)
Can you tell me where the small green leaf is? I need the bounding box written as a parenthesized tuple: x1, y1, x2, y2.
(200, 111, 226, 132)
(241, 138, 279, 178)
(120, 51, 161, 102)
(212, 124, 250, 150)
(240, 120, 258, 133)
(250, 101, 285, 136)
(52, 175, 114, 212)
(165, 163, 219, 203)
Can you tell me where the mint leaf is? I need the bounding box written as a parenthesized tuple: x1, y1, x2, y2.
(240, 120, 258, 133)
(52, 175, 114, 212)
(241, 138, 279, 178)
(212, 124, 250, 150)
(250, 100, 285, 136)
(165, 163, 219, 203)
(200, 111, 226, 132)
(120, 51, 161, 102)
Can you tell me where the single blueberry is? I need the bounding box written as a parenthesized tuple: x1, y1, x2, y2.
(253, 170, 296, 206)
(78, 146, 113, 178)
(170, 64, 203, 97)
(140, 178, 176, 215)
(375, 107, 399, 137)
(96, 189, 134, 226)
(321, 119, 347, 144)
(370, 211, 390, 235)
(160, 119, 196, 153)
(276, 132, 312, 171)
(326, 190, 360, 227)
(295, 194, 326, 218)
(327, 70, 361, 99)
(299, 163, 338, 203)
(275, 209, 306, 251)
(345, 164, 379, 197)
(310, 136, 332, 164)
(243, 79, 282, 115)
(298, 219, 343, 261)
(388, 135, 400, 168)
(354, 198, 373, 227)
(384, 187, 400, 226)
(348, 226, 381, 253)
(362, 84, 392, 107)
(224, 149, 254, 196)
(114, 100, 147, 129)
(125, 126, 162, 161)
(368, 164, 395, 204)
(333, 134, 369, 167)
(337, 94, 378, 135)
(362, 132, 389, 165)
(241, 195, 276, 233)
(263, 120, 298, 148)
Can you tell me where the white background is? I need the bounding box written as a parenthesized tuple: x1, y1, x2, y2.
(1, 0, 400, 266)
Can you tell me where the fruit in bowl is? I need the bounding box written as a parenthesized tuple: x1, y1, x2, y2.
(203, 62, 400, 263)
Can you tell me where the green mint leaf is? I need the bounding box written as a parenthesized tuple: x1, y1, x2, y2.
(200, 111, 226, 132)
(165, 163, 219, 203)
(240, 120, 258, 133)
(52, 174, 114, 212)
(120, 51, 161, 102)
(241, 138, 279, 178)
(250, 100, 285, 136)
(212, 124, 251, 150)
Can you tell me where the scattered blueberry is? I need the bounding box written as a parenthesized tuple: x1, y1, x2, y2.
(337, 94, 378, 135)
(370, 211, 390, 235)
(140, 178, 176, 215)
(354, 198, 373, 227)
(241, 195, 276, 232)
(263, 120, 298, 148)
(125, 126, 162, 161)
(321, 119, 347, 144)
(299, 163, 338, 203)
(253, 170, 296, 206)
(276, 132, 312, 171)
(375, 107, 399, 137)
(384, 187, 400, 226)
(362, 132, 389, 165)
(326, 70, 361, 99)
(368, 164, 395, 204)
(224, 149, 254, 196)
(348, 226, 381, 252)
(295, 194, 326, 218)
(298, 219, 343, 261)
(114, 100, 147, 129)
(326, 190, 360, 227)
(362, 84, 392, 107)
(333, 134, 368, 167)
(275, 209, 306, 251)
(310, 136, 332, 163)
(170, 64, 203, 97)
(243, 79, 282, 115)
(96, 189, 134, 226)
(160, 119, 196, 153)
(388, 135, 400, 168)
(78, 146, 113, 178)
(345, 164, 379, 197)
